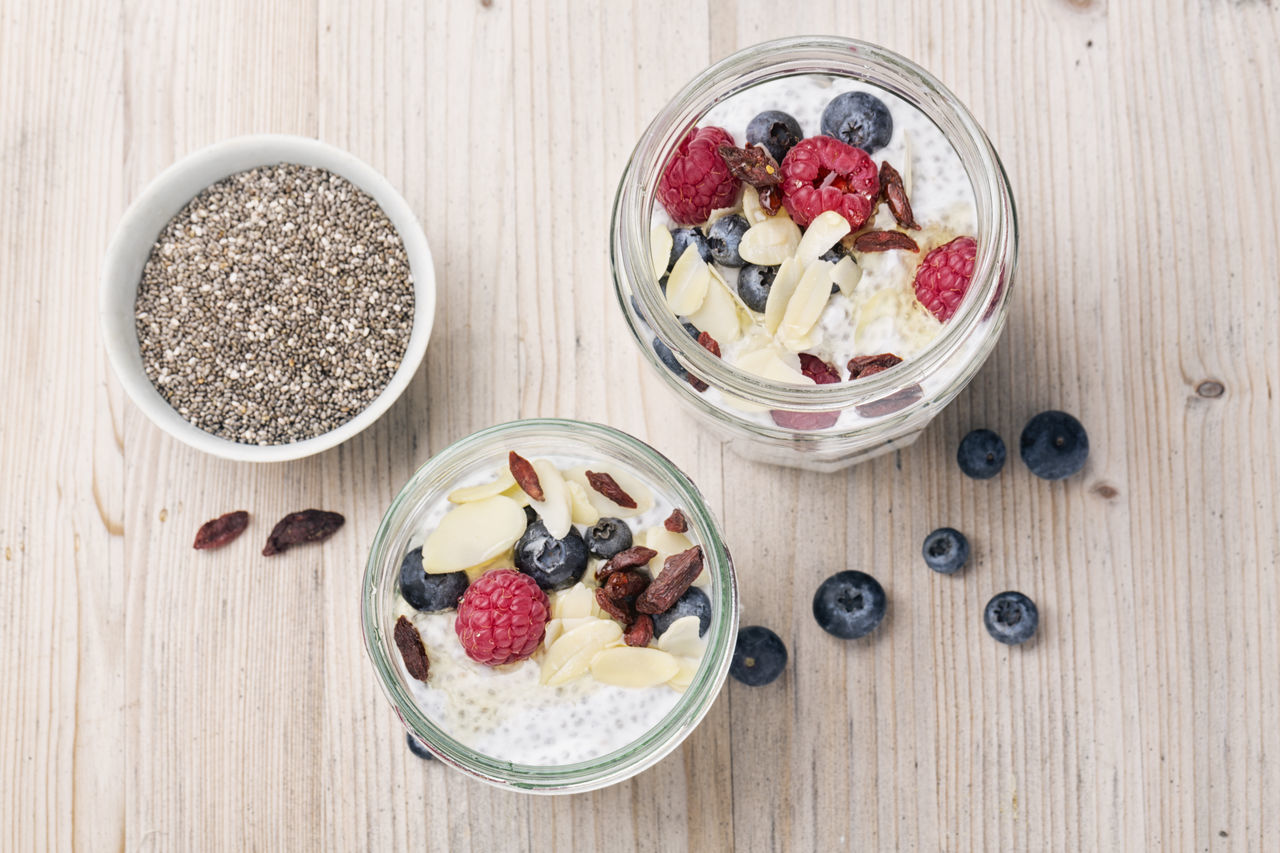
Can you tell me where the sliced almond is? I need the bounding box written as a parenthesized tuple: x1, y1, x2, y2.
(738, 210, 801, 266)
(665, 243, 711, 315)
(831, 255, 862, 297)
(527, 459, 572, 539)
(705, 200, 742, 226)
(589, 646, 680, 688)
(656, 615, 706, 659)
(447, 467, 517, 504)
(688, 269, 745, 343)
(778, 324, 822, 354)
(855, 287, 906, 338)
(763, 257, 803, 335)
(565, 480, 600, 526)
(794, 210, 852, 268)
(779, 259, 835, 342)
(649, 224, 673, 280)
(541, 619, 623, 686)
(563, 466, 654, 518)
(736, 346, 812, 385)
(741, 184, 768, 224)
(543, 618, 563, 650)
(498, 482, 532, 507)
(463, 549, 514, 583)
(552, 582, 596, 619)
(667, 656, 700, 692)
(640, 526, 694, 576)
(420, 495, 527, 574)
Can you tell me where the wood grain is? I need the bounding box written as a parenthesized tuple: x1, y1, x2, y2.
(2, 0, 1278, 849)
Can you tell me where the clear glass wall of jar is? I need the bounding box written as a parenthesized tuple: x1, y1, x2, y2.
(612, 37, 1017, 472)
(362, 419, 738, 793)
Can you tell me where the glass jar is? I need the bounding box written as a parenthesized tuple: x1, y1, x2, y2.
(611, 37, 1017, 472)
(361, 419, 739, 793)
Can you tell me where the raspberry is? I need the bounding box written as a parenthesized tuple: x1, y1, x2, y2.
(657, 126, 740, 225)
(778, 136, 879, 229)
(454, 569, 549, 666)
(913, 237, 978, 322)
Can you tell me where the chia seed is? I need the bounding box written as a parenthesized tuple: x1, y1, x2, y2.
(134, 163, 415, 445)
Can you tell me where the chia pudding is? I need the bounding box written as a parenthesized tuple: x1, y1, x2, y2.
(645, 74, 979, 429)
(390, 452, 714, 766)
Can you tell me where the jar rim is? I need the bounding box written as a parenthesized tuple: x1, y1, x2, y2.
(611, 36, 1017, 418)
(360, 418, 739, 792)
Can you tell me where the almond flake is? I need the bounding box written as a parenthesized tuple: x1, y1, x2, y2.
(541, 619, 623, 686)
(667, 657, 699, 692)
(656, 615, 706, 659)
(830, 255, 862, 297)
(742, 185, 768, 224)
(763, 257, 803, 335)
(779, 260, 836, 341)
(589, 646, 680, 688)
(738, 210, 801, 266)
(794, 210, 852, 268)
(649, 224, 673, 280)
(420, 495, 527, 574)
(447, 467, 517, 504)
(551, 582, 595, 619)
(665, 243, 711, 315)
(565, 480, 600, 526)
(527, 459, 572, 539)
(688, 269, 745, 343)
(736, 346, 812, 386)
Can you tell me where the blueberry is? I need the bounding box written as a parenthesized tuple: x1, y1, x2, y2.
(669, 227, 712, 270)
(706, 214, 750, 267)
(1019, 410, 1089, 480)
(652, 586, 712, 638)
(399, 546, 469, 612)
(737, 264, 778, 313)
(957, 428, 1007, 479)
(406, 732, 434, 760)
(812, 570, 886, 639)
(730, 625, 787, 686)
(983, 591, 1039, 645)
(681, 320, 700, 339)
(584, 517, 633, 559)
(746, 110, 803, 163)
(922, 527, 969, 574)
(821, 91, 893, 154)
(652, 337, 688, 379)
(514, 520, 589, 590)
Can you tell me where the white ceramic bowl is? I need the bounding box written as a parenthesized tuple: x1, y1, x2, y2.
(100, 134, 436, 462)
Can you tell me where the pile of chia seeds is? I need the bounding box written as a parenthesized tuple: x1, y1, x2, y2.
(134, 163, 415, 445)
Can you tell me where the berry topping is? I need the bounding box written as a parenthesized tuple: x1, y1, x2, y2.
(798, 353, 841, 384)
(1019, 410, 1089, 480)
(514, 519, 589, 590)
(454, 569, 550, 666)
(812, 570, 886, 639)
(957, 428, 1007, 479)
(730, 625, 788, 686)
(584, 517, 633, 559)
(405, 732, 434, 761)
(746, 110, 804, 163)
(399, 546, 470, 613)
(668, 227, 713, 269)
(736, 263, 778, 313)
(821, 91, 893, 154)
(706, 214, 751, 267)
(779, 136, 879, 229)
(657, 126, 741, 225)
(913, 236, 977, 322)
(651, 586, 712, 638)
(922, 528, 970, 575)
(984, 591, 1039, 645)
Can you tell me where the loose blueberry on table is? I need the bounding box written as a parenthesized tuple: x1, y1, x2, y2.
(1020, 410, 1089, 480)
(957, 428, 1007, 479)
(983, 591, 1039, 645)
(730, 625, 788, 686)
(922, 527, 969, 575)
(812, 570, 887, 639)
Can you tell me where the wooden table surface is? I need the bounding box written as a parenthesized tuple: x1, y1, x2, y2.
(4, 0, 1279, 850)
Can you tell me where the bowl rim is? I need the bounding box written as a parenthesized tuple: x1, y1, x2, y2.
(100, 133, 436, 462)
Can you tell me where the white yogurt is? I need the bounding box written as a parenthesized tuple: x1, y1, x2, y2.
(394, 457, 706, 766)
(649, 74, 978, 429)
